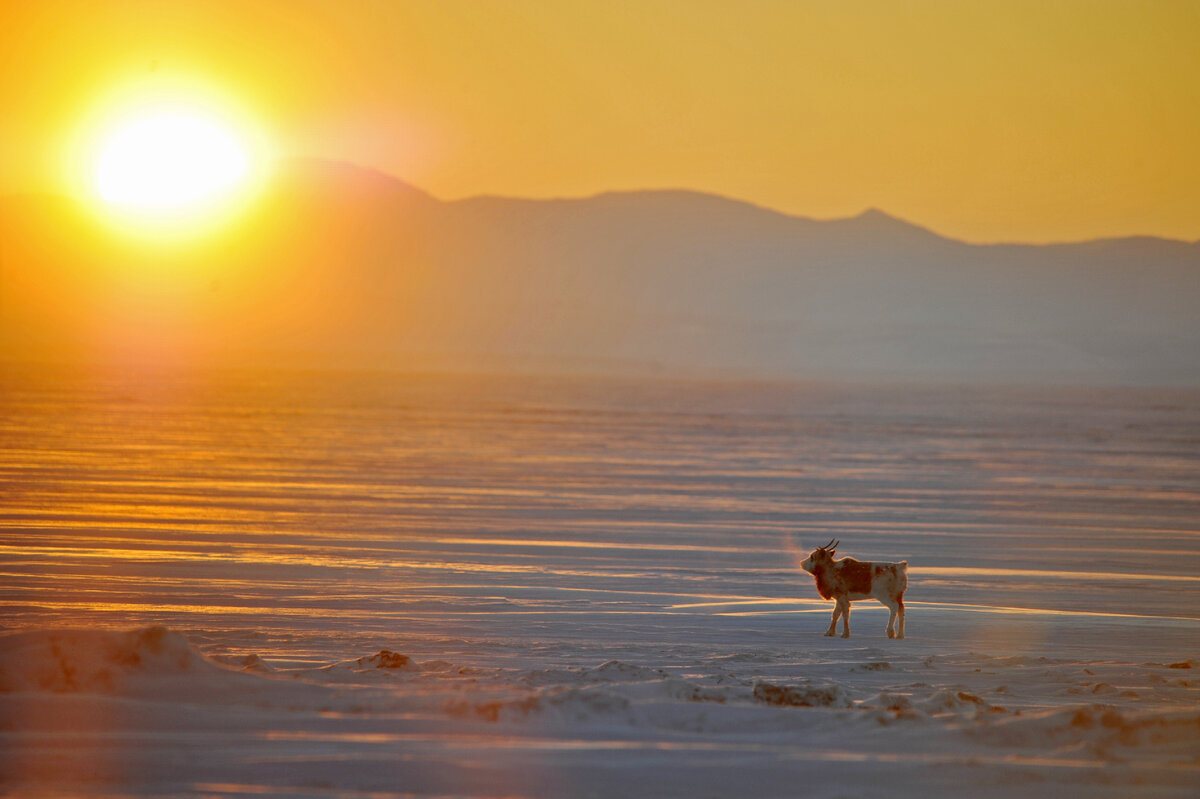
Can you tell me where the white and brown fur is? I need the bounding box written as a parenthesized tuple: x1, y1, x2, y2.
(801, 540, 907, 638)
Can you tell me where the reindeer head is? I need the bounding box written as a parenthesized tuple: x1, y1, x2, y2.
(801, 539, 839, 573)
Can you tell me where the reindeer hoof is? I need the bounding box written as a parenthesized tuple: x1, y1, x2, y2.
(841, 632, 850, 639)
(824, 630, 835, 637)
(887, 630, 895, 639)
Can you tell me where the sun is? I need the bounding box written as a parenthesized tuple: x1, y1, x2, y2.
(68, 79, 270, 241)
(94, 109, 249, 213)
(91, 105, 253, 216)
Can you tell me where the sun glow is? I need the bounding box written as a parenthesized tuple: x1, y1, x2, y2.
(93, 108, 250, 212)
(76, 85, 269, 238)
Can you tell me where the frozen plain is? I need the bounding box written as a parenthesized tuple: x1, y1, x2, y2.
(1, 367, 1198, 798)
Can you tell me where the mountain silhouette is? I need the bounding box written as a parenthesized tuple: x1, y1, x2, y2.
(2, 158, 1197, 384)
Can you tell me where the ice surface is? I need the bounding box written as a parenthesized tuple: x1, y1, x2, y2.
(1, 369, 1197, 797)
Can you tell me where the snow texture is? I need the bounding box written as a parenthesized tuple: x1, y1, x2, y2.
(1, 370, 1197, 798)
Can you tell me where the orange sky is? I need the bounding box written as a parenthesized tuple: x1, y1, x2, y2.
(3, 0, 1198, 243)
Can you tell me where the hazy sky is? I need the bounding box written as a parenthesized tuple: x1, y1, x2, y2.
(3, 0, 1198, 243)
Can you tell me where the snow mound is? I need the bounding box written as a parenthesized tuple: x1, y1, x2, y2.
(918, 689, 1002, 716)
(862, 691, 917, 712)
(300, 649, 423, 683)
(451, 667, 738, 726)
(753, 681, 853, 708)
(354, 650, 417, 670)
(450, 685, 635, 724)
(0, 626, 229, 694)
(521, 660, 667, 687)
(976, 704, 1200, 759)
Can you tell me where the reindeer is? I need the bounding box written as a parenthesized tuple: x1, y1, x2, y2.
(801, 540, 907, 638)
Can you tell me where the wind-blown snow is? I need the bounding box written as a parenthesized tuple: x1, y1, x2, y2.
(1, 368, 1197, 797)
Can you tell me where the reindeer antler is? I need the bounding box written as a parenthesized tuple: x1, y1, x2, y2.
(822, 538, 837, 550)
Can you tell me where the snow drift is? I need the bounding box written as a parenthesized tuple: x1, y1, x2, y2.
(0, 626, 229, 694)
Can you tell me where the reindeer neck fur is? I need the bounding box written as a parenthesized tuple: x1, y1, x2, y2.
(811, 559, 837, 600)
(811, 555, 865, 600)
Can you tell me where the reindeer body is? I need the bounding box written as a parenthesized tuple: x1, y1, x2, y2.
(801, 541, 907, 638)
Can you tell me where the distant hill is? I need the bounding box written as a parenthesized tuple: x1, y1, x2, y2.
(2, 158, 1198, 384)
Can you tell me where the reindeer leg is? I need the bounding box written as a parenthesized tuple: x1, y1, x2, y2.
(825, 602, 841, 637)
(884, 599, 898, 639)
(896, 594, 905, 639)
(840, 599, 851, 638)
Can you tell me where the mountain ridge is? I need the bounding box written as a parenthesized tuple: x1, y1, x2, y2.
(260, 159, 1200, 249)
(1, 158, 1197, 384)
(4, 158, 1196, 248)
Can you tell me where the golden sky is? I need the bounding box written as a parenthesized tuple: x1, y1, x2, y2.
(3, 0, 1198, 243)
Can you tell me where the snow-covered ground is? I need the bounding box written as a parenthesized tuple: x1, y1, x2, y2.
(1, 368, 1197, 797)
